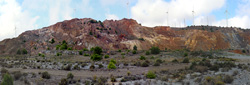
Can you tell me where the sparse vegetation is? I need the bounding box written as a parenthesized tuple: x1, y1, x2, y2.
(146, 71, 156, 79)
(91, 54, 102, 61)
(1, 73, 13, 85)
(41, 71, 51, 79)
(150, 46, 160, 54)
(67, 72, 74, 79)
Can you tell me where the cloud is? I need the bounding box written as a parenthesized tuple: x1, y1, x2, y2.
(0, 0, 39, 41)
(131, 0, 226, 27)
(208, 0, 250, 28)
(105, 14, 119, 20)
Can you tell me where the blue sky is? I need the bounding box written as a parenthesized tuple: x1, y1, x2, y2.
(0, 0, 250, 41)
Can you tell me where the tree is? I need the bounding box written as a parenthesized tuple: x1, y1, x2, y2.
(50, 38, 55, 44)
(93, 46, 102, 55)
(133, 45, 137, 51)
(91, 54, 102, 61)
(1, 73, 13, 85)
(150, 46, 160, 54)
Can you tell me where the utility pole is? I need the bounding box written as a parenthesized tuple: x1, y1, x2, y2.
(225, 10, 229, 27)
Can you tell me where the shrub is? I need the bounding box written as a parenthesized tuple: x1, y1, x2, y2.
(139, 55, 146, 60)
(59, 78, 68, 85)
(172, 59, 179, 63)
(205, 76, 212, 82)
(1, 68, 8, 76)
(93, 46, 102, 55)
(67, 47, 73, 50)
(146, 71, 156, 79)
(121, 53, 125, 55)
(145, 51, 150, 55)
(141, 61, 149, 67)
(79, 50, 83, 55)
(108, 62, 116, 69)
(41, 71, 51, 79)
(98, 64, 104, 69)
(184, 52, 188, 57)
(110, 59, 116, 64)
(13, 71, 22, 80)
(155, 58, 163, 63)
(118, 49, 122, 52)
(150, 46, 160, 54)
(67, 73, 74, 79)
(132, 50, 137, 54)
(91, 54, 102, 61)
(83, 48, 88, 51)
(73, 65, 80, 70)
(104, 55, 109, 58)
(50, 38, 55, 44)
(215, 81, 225, 85)
(138, 38, 145, 41)
(63, 64, 72, 71)
(133, 45, 137, 51)
(22, 49, 28, 54)
(153, 62, 160, 66)
(1, 73, 13, 85)
(84, 53, 89, 56)
(57, 53, 62, 56)
(222, 75, 233, 84)
(182, 58, 189, 63)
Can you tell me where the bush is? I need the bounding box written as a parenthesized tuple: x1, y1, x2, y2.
(59, 78, 68, 85)
(146, 71, 156, 79)
(155, 58, 163, 63)
(98, 64, 104, 69)
(83, 48, 88, 51)
(67, 73, 74, 79)
(153, 62, 160, 66)
(91, 54, 102, 61)
(93, 47, 102, 55)
(13, 71, 22, 80)
(215, 81, 225, 85)
(1, 73, 13, 85)
(17, 49, 28, 55)
(50, 38, 55, 44)
(132, 50, 137, 54)
(67, 47, 73, 50)
(84, 53, 89, 56)
(121, 53, 125, 55)
(104, 55, 109, 58)
(141, 61, 149, 67)
(110, 59, 116, 64)
(172, 59, 179, 63)
(118, 49, 122, 52)
(182, 58, 189, 63)
(79, 50, 83, 55)
(57, 53, 62, 56)
(63, 64, 72, 71)
(145, 51, 150, 55)
(184, 52, 188, 57)
(222, 75, 233, 84)
(133, 45, 137, 51)
(150, 46, 160, 54)
(41, 71, 51, 79)
(1, 68, 8, 77)
(139, 55, 146, 60)
(108, 62, 116, 69)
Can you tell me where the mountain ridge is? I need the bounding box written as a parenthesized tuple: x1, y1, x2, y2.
(0, 18, 250, 55)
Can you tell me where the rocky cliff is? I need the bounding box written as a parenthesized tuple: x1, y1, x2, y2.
(0, 18, 250, 54)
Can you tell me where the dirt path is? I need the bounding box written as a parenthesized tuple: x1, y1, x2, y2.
(1, 63, 189, 78)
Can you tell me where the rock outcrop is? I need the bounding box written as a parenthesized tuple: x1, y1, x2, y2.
(0, 18, 250, 54)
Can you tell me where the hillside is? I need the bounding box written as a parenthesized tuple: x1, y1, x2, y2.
(0, 18, 250, 55)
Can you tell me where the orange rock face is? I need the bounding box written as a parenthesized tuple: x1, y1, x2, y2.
(0, 18, 250, 54)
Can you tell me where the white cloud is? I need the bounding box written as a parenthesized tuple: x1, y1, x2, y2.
(131, 0, 225, 27)
(105, 14, 119, 20)
(0, 0, 39, 41)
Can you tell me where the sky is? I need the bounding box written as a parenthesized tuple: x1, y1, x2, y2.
(0, 0, 250, 41)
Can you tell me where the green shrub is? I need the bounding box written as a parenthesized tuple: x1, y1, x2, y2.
(139, 55, 146, 60)
(91, 54, 102, 61)
(79, 50, 83, 55)
(13, 71, 22, 80)
(146, 71, 156, 79)
(73, 65, 80, 70)
(67, 47, 73, 50)
(98, 64, 104, 69)
(1, 73, 13, 85)
(67, 72, 74, 79)
(184, 52, 188, 57)
(84, 53, 89, 56)
(59, 78, 68, 85)
(63, 64, 72, 71)
(41, 71, 51, 79)
(182, 58, 189, 63)
(17, 49, 28, 55)
(108, 62, 116, 69)
(150, 46, 160, 54)
(141, 61, 149, 67)
(118, 49, 122, 52)
(121, 53, 125, 55)
(138, 38, 145, 41)
(215, 81, 225, 85)
(50, 38, 55, 44)
(132, 50, 137, 54)
(83, 48, 88, 51)
(155, 58, 163, 63)
(222, 75, 234, 84)
(57, 53, 62, 56)
(133, 45, 137, 51)
(172, 59, 179, 63)
(110, 59, 116, 64)
(93, 47, 102, 55)
(104, 55, 109, 58)
(145, 51, 150, 55)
